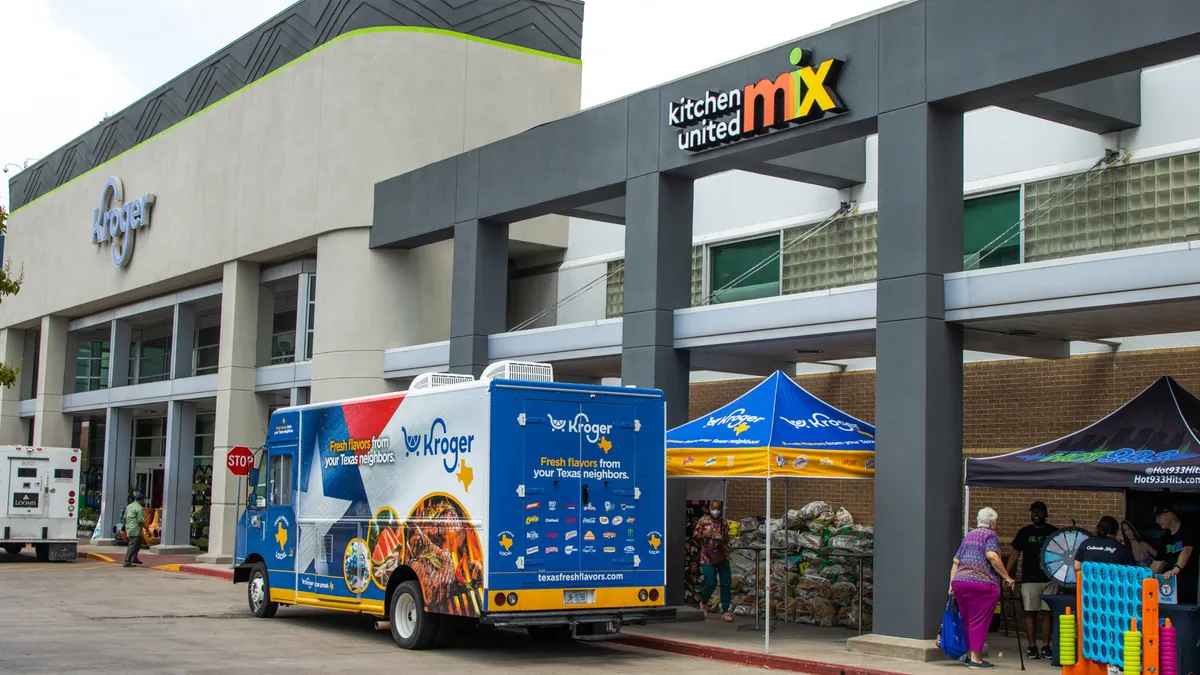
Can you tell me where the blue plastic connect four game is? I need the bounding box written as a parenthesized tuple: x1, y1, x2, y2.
(1080, 562, 1151, 668)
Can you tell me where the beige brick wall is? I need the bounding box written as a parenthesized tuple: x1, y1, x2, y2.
(688, 347, 1200, 549)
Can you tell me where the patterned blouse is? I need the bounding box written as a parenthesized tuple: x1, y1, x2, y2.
(694, 514, 730, 565)
(954, 527, 1002, 587)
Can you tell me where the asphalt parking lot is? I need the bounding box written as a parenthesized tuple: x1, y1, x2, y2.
(0, 549, 758, 675)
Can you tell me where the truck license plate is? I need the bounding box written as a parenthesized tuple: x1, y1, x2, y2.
(563, 590, 593, 605)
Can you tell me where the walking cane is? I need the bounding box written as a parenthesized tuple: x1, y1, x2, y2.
(1006, 585, 1026, 671)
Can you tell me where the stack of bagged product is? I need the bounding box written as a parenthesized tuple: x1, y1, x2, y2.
(725, 500, 874, 630)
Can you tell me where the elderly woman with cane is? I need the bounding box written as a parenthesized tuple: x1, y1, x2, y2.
(950, 507, 1017, 669)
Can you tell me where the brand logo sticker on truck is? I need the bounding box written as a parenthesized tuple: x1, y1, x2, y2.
(648, 532, 663, 552)
(399, 418, 475, 473)
(526, 516, 539, 525)
(498, 532, 514, 555)
(12, 492, 38, 509)
(547, 412, 613, 444)
(526, 546, 539, 555)
(526, 502, 541, 510)
(566, 531, 577, 541)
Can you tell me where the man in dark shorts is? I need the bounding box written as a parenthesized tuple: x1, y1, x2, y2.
(1151, 506, 1196, 604)
(1006, 501, 1057, 660)
(1074, 516, 1136, 568)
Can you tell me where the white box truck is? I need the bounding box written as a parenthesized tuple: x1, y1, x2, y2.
(0, 445, 82, 561)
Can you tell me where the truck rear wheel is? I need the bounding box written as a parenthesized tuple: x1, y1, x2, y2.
(34, 544, 49, 562)
(390, 580, 438, 649)
(2, 544, 23, 556)
(247, 563, 279, 618)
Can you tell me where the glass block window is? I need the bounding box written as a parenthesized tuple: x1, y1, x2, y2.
(708, 236, 781, 304)
(781, 212, 878, 295)
(964, 191, 1021, 269)
(604, 261, 624, 319)
(691, 245, 704, 306)
(305, 275, 316, 361)
(1023, 153, 1200, 262)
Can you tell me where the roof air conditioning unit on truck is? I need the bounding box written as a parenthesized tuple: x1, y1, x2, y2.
(232, 361, 672, 649)
(0, 446, 82, 562)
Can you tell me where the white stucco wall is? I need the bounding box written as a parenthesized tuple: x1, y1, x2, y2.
(2, 29, 581, 329)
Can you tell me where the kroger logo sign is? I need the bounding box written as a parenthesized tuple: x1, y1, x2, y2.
(704, 408, 765, 430)
(90, 176, 155, 268)
(779, 413, 860, 433)
(547, 412, 612, 444)
(400, 418, 475, 473)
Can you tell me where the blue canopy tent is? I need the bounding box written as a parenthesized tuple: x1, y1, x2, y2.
(667, 371, 875, 650)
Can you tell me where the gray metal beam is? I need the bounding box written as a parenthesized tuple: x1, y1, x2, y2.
(873, 103, 964, 642)
(962, 328, 1070, 360)
(449, 220, 508, 376)
(560, 196, 626, 225)
(1001, 72, 1141, 134)
(745, 138, 867, 189)
(689, 351, 797, 378)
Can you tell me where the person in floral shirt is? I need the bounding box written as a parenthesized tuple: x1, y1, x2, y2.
(694, 499, 733, 622)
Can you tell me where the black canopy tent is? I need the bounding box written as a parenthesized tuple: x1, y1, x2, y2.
(965, 376, 1200, 492)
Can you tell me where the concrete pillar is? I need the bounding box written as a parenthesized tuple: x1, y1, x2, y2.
(872, 103, 965, 642)
(154, 400, 198, 553)
(94, 406, 132, 544)
(0, 328, 25, 444)
(33, 315, 72, 446)
(171, 303, 196, 379)
(620, 172, 693, 606)
(289, 387, 310, 407)
(63, 330, 80, 395)
(200, 260, 268, 564)
(448, 219, 508, 377)
(109, 320, 132, 388)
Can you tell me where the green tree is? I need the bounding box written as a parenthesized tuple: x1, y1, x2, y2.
(0, 204, 22, 387)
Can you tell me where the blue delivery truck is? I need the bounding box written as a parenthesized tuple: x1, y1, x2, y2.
(233, 361, 672, 649)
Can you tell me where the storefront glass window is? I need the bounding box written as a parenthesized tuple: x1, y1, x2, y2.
(271, 309, 297, 365)
(74, 339, 110, 392)
(709, 236, 781, 304)
(132, 417, 166, 457)
(305, 275, 316, 361)
(191, 412, 215, 551)
(964, 191, 1021, 269)
(137, 336, 171, 383)
(194, 326, 220, 375)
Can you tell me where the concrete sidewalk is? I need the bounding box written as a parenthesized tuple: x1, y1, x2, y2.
(78, 542, 234, 580)
(621, 616, 1041, 675)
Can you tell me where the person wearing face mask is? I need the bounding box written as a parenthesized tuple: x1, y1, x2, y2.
(694, 499, 733, 622)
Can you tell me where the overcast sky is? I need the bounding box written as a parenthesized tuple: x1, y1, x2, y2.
(0, 0, 897, 209)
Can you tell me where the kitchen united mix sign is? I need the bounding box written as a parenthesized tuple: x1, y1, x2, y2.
(669, 47, 846, 152)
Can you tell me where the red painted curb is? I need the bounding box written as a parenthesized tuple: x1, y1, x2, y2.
(616, 634, 905, 675)
(177, 564, 234, 581)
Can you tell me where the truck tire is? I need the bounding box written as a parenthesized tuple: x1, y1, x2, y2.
(390, 580, 438, 649)
(527, 625, 573, 643)
(2, 544, 22, 556)
(34, 544, 49, 562)
(247, 563, 279, 618)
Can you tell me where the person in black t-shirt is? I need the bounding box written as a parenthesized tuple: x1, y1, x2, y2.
(1075, 517, 1136, 568)
(1151, 506, 1196, 604)
(1006, 501, 1058, 660)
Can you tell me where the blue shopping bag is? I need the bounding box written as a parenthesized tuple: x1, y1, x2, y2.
(936, 595, 967, 660)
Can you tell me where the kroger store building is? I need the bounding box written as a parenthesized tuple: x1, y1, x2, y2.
(6, 0, 1200, 647)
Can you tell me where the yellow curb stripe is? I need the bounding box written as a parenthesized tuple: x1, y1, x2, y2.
(83, 552, 116, 563)
(153, 564, 181, 572)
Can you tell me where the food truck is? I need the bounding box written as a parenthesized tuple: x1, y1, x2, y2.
(0, 445, 82, 561)
(233, 361, 671, 649)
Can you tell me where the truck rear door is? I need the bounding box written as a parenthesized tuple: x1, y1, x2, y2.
(577, 401, 639, 573)
(522, 399, 581, 574)
(8, 457, 46, 517)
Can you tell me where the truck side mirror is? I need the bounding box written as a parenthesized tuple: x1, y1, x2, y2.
(246, 468, 260, 509)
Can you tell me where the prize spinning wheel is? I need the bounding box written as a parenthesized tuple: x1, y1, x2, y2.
(1039, 527, 1091, 587)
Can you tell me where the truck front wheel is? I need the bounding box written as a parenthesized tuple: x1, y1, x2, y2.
(390, 580, 438, 649)
(248, 563, 279, 618)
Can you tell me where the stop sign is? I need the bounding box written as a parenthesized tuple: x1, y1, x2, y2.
(227, 446, 254, 476)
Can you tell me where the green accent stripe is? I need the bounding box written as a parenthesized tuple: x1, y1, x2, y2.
(11, 26, 580, 215)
